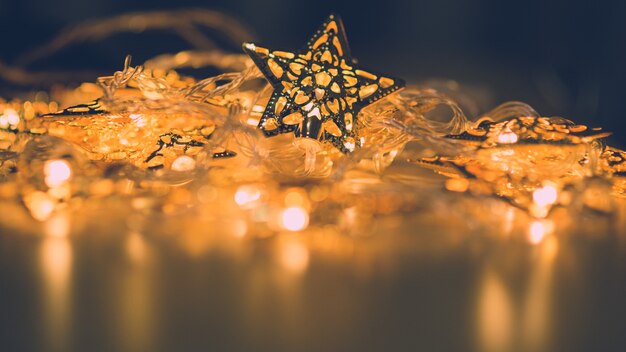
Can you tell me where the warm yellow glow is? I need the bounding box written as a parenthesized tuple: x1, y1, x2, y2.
(41, 238, 72, 280)
(279, 238, 310, 273)
(250, 104, 265, 116)
(477, 271, 513, 352)
(44, 159, 72, 188)
(197, 185, 217, 203)
(44, 213, 71, 238)
(231, 220, 248, 238)
(521, 235, 557, 351)
(445, 178, 470, 192)
(171, 155, 196, 172)
(284, 188, 309, 208)
(126, 232, 148, 263)
(497, 131, 518, 144)
(280, 206, 309, 231)
(234, 185, 262, 207)
(0, 108, 19, 128)
(532, 184, 558, 208)
(40, 236, 72, 350)
(344, 138, 356, 152)
(25, 191, 57, 221)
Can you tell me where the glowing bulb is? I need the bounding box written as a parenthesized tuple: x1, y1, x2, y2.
(44, 160, 72, 188)
(280, 206, 309, 231)
(0, 108, 20, 129)
(171, 155, 196, 172)
(234, 185, 262, 207)
(497, 131, 518, 144)
(533, 184, 558, 208)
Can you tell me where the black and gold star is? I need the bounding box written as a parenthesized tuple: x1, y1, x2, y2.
(243, 14, 405, 153)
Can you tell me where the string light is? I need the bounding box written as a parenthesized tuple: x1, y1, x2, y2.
(279, 207, 309, 232)
(0, 10, 624, 245)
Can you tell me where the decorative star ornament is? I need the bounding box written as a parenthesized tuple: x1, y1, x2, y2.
(243, 14, 405, 153)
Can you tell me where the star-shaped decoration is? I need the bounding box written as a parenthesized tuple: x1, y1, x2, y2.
(243, 14, 405, 153)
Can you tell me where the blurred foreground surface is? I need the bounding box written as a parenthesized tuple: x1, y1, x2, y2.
(1, 197, 625, 352)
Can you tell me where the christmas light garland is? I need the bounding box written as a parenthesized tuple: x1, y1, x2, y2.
(1, 11, 625, 243)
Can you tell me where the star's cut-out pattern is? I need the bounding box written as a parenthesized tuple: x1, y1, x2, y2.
(243, 14, 405, 153)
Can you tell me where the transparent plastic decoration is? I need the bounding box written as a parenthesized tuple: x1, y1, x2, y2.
(413, 102, 612, 217)
(18, 136, 88, 220)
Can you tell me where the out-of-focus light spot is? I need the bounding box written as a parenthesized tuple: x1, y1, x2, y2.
(533, 184, 558, 208)
(528, 220, 554, 245)
(342, 206, 358, 228)
(171, 155, 196, 172)
(529, 222, 546, 244)
(279, 238, 309, 273)
(7, 111, 20, 125)
(234, 185, 262, 207)
(0, 108, 20, 129)
(497, 131, 518, 144)
(280, 206, 309, 232)
(44, 160, 72, 188)
(25, 191, 57, 221)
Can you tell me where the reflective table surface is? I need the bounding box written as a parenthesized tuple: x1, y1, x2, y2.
(1, 199, 626, 352)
